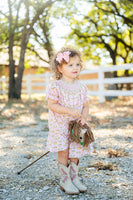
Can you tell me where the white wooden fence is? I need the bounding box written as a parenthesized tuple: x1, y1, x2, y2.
(0, 63, 133, 103)
(80, 63, 133, 102)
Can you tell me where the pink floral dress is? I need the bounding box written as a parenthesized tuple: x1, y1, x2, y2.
(46, 79, 91, 158)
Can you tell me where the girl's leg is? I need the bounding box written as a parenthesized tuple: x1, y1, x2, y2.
(58, 148, 69, 166)
(69, 158, 79, 165)
(57, 149, 79, 194)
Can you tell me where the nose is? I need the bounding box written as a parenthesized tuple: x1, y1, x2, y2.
(73, 65, 79, 69)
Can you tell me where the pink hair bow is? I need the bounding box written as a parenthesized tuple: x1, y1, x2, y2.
(56, 51, 71, 63)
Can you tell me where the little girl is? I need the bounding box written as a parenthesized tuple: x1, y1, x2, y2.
(46, 47, 91, 195)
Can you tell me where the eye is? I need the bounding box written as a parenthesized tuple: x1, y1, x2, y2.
(69, 64, 73, 67)
(76, 64, 80, 67)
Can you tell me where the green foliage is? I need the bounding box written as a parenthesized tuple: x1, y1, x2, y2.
(24, 61, 31, 69)
(36, 67, 46, 74)
(117, 69, 133, 76)
(63, 0, 133, 65)
(0, 0, 132, 67)
(0, 18, 9, 46)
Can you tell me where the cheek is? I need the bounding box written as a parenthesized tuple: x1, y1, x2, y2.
(58, 67, 63, 73)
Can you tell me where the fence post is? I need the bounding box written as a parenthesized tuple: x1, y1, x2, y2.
(44, 72, 50, 93)
(98, 67, 104, 103)
(26, 74, 32, 99)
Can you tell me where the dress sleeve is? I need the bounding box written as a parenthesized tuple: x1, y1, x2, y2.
(82, 84, 90, 104)
(46, 81, 59, 101)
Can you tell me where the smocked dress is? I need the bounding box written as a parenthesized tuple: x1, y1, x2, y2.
(46, 79, 91, 158)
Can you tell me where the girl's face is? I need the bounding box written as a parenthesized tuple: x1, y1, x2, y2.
(58, 55, 81, 83)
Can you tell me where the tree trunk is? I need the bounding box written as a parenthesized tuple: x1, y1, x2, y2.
(15, 63, 24, 99)
(8, 0, 16, 99)
(112, 57, 120, 90)
(14, 32, 28, 99)
(125, 69, 131, 90)
(8, 29, 16, 99)
(15, 49, 26, 99)
(8, 53, 25, 99)
(8, 0, 57, 99)
(8, 59, 16, 99)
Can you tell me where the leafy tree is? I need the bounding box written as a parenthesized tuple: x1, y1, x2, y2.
(0, 0, 60, 99)
(64, 0, 133, 66)
(61, 0, 133, 90)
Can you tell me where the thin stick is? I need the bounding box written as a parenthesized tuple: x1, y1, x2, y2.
(17, 151, 50, 175)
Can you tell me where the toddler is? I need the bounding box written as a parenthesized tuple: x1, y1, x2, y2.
(46, 47, 91, 195)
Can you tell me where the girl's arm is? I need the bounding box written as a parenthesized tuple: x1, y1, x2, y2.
(48, 99, 81, 118)
(80, 101, 89, 125)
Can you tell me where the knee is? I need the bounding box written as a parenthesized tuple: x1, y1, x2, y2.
(58, 148, 69, 157)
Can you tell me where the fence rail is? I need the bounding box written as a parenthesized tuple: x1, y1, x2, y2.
(0, 63, 133, 102)
(80, 63, 133, 102)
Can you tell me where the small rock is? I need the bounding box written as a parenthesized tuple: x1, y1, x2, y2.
(43, 186, 49, 191)
(26, 197, 31, 200)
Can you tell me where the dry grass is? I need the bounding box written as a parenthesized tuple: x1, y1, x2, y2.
(87, 161, 118, 171)
(108, 148, 128, 158)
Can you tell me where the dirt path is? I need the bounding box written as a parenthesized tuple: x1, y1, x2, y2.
(0, 97, 133, 200)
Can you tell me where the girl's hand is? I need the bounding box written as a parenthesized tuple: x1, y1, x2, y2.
(69, 108, 81, 118)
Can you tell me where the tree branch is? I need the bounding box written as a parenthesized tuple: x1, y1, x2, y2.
(26, 46, 49, 63)
(96, 4, 133, 26)
(14, 0, 24, 30)
(32, 29, 46, 45)
(0, 10, 8, 18)
(28, 0, 59, 36)
(111, 34, 133, 51)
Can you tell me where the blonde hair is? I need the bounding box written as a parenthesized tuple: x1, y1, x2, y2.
(50, 47, 83, 80)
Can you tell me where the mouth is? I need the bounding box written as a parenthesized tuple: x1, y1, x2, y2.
(73, 71, 78, 74)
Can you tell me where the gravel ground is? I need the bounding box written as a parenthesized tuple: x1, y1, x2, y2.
(0, 97, 133, 200)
